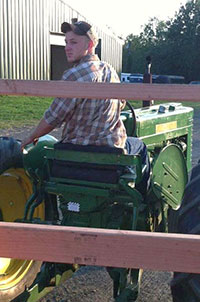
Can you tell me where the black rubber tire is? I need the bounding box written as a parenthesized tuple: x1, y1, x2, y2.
(0, 137, 43, 302)
(171, 163, 200, 302)
(168, 208, 180, 233)
(0, 136, 23, 173)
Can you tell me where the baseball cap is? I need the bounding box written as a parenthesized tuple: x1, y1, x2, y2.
(61, 21, 99, 46)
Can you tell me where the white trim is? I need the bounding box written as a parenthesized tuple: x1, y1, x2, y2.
(50, 34, 65, 46)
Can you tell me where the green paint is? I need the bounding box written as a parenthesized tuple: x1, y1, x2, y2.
(13, 102, 192, 302)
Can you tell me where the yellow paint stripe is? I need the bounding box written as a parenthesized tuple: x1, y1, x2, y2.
(156, 121, 177, 133)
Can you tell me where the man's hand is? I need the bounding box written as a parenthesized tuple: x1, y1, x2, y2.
(21, 136, 38, 151)
(20, 118, 55, 151)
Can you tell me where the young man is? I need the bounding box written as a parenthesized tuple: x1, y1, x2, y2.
(21, 20, 149, 187)
(21, 20, 127, 149)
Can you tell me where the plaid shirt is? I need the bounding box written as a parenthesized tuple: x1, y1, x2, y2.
(44, 54, 127, 148)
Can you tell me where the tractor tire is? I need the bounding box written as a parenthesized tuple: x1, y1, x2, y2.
(0, 137, 45, 302)
(171, 162, 200, 302)
(168, 208, 180, 233)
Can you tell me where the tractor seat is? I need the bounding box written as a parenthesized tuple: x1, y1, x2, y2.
(54, 142, 125, 154)
(50, 142, 130, 185)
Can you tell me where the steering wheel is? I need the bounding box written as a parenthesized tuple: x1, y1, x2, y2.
(126, 101, 137, 137)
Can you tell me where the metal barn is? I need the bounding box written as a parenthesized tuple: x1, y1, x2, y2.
(0, 0, 123, 80)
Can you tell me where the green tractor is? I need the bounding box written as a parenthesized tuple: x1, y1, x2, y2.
(0, 102, 194, 302)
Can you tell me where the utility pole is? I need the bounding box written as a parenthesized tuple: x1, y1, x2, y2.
(143, 56, 154, 107)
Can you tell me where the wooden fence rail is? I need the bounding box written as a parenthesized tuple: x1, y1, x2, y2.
(0, 79, 200, 274)
(1, 79, 200, 101)
(0, 221, 200, 273)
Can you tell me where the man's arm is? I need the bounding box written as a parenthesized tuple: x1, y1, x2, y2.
(21, 118, 55, 150)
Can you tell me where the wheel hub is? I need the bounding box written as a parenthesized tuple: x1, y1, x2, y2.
(0, 168, 44, 295)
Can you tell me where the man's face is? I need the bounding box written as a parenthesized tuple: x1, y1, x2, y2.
(65, 31, 90, 63)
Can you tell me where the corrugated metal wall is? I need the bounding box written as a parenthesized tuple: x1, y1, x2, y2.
(0, 0, 50, 80)
(0, 0, 123, 80)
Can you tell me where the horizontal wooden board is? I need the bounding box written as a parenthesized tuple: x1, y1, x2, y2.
(0, 222, 200, 273)
(1, 79, 200, 101)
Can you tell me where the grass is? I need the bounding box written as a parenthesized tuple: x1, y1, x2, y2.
(0, 96, 199, 130)
(0, 95, 53, 129)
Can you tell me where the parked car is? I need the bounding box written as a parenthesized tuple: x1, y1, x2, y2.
(189, 81, 200, 84)
(153, 75, 185, 84)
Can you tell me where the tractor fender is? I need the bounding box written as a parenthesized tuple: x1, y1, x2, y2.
(151, 143, 188, 210)
(23, 134, 58, 175)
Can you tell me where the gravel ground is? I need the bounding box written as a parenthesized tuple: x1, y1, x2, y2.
(1, 108, 199, 302)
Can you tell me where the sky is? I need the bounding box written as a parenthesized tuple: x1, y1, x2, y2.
(66, 0, 188, 38)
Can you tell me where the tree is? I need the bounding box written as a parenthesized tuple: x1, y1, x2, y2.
(122, 35, 147, 73)
(122, 0, 200, 82)
(166, 0, 200, 81)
